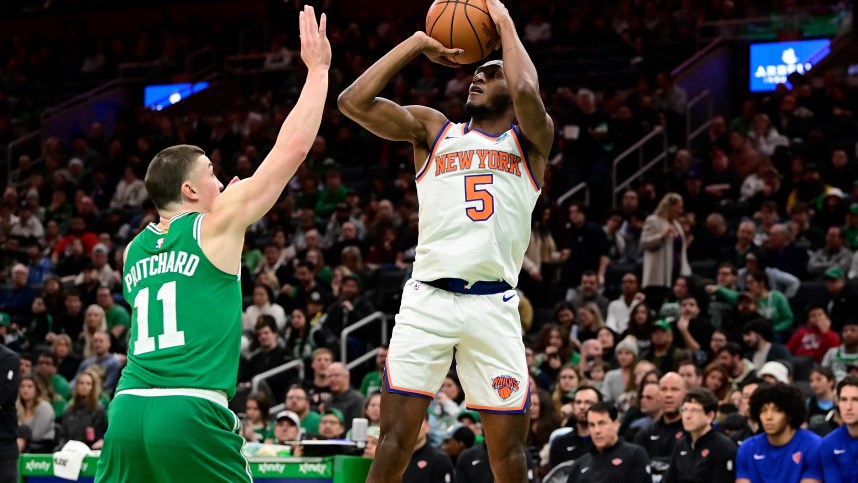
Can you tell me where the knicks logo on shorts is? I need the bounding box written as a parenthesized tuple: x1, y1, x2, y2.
(491, 375, 520, 401)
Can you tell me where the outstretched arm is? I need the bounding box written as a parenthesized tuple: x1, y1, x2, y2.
(485, 0, 553, 159)
(338, 32, 460, 149)
(208, 6, 330, 234)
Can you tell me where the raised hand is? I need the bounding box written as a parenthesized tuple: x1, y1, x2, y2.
(414, 31, 463, 68)
(484, 0, 512, 34)
(299, 5, 331, 71)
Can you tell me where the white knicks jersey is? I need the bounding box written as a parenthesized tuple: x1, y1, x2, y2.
(412, 121, 540, 287)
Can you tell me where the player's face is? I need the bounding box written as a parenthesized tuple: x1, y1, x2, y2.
(192, 155, 224, 212)
(759, 403, 790, 436)
(465, 63, 511, 116)
(838, 385, 858, 426)
(587, 411, 619, 451)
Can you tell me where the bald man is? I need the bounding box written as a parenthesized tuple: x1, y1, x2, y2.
(634, 372, 688, 466)
(324, 362, 364, 430)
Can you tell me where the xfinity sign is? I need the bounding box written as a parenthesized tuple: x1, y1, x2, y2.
(749, 39, 831, 92)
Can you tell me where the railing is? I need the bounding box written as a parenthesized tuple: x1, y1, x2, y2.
(251, 359, 305, 395)
(41, 79, 124, 122)
(118, 60, 162, 80)
(186, 46, 216, 78)
(611, 126, 667, 208)
(685, 89, 713, 148)
(672, 37, 723, 78)
(696, 7, 851, 47)
(5, 130, 42, 182)
(341, 311, 388, 368)
(556, 182, 590, 207)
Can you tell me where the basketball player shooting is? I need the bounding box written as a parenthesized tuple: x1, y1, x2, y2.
(338, 1, 552, 482)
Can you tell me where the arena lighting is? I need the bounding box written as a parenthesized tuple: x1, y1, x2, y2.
(749, 38, 830, 92)
(144, 82, 210, 110)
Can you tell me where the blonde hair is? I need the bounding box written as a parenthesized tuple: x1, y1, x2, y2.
(73, 370, 103, 413)
(654, 192, 683, 220)
(81, 304, 107, 358)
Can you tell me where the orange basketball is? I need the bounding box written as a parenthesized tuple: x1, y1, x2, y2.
(497, 385, 512, 400)
(426, 0, 499, 65)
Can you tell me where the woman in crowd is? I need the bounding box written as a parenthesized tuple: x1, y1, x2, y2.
(362, 391, 382, 427)
(623, 301, 655, 355)
(243, 284, 288, 332)
(552, 302, 577, 340)
(60, 369, 107, 449)
(601, 338, 639, 410)
(574, 303, 605, 343)
(641, 192, 691, 308)
(702, 364, 731, 401)
(431, 372, 466, 431)
(597, 327, 617, 365)
(16, 376, 55, 452)
(534, 324, 574, 387)
(306, 248, 332, 286)
(806, 367, 836, 427)
(241, 392, 273, 443)
(526, 389, 557, 462)
(522, 206, 563, 306)
(714, 271, 794, 340)
(52, 334, 81, 382)
(550, 364, 584, 422)
(284, 307, 314, 360)
(658, 275, 695, 319)
(75, 305, 107, 359)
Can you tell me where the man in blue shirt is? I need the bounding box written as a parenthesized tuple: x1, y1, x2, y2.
(736, 383, 822, 483)
(820, 376, 858, 483)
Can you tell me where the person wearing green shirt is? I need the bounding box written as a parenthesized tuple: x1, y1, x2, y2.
(96, 287, 131, 340)
(359, 347, 388, 396)
(846, 202, 858, 249)
(314, 168, 349, 218)
(285, 385, 321, 436)
(715, 271, 794, 338)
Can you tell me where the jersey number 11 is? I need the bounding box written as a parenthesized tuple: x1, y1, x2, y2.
(132, 281, 186, 355)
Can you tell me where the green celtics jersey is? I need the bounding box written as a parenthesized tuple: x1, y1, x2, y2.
(117, 212, 242, 399)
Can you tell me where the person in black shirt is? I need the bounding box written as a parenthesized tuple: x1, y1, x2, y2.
(245, 316, 294, 402)
(635, 372, 687, 466)
(0, 344, 20, 481)
(455, 441, 537, 483)
(665, 388, 737, 483)
(403, 413, 454, 483)
(567, 402, 650, 483)
(548, 385, 601, 468)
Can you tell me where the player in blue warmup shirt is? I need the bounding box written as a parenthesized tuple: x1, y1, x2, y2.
(820, 376, 858, 483)
(736, 383, 823, 483)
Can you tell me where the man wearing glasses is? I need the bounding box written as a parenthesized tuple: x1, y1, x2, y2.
(664, 388, 737, 483)
(547, 385, 601, 468)
(285, 385, 321, 436)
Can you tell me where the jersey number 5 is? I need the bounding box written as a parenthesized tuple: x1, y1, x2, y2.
(132, 281, 185, 355)
(464, 174, 494, 221)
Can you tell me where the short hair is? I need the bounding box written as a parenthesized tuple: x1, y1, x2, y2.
(717, 342, 742, 358)
(683, 388, 719, 414)
(717, 262, 738, 276)
(587, 401, 618, 421)
(810, 366, 835, 383)
(145, 145, 205, 210)
(312, 347, 334, 361)
(678, 359, 701, 375)
(572, 385, 604, 402)
(742, 319, 775, 342)
(745, 271, 769, 289)
(749, 383, 806, 429)
(836, 376, 858, 397)
(255, 315, 278, 334)
(36, 351, 58, 366)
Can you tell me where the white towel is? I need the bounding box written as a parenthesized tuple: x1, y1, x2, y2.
(53, 441, 93, 480)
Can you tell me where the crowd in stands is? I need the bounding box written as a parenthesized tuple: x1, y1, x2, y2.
(2, 0, 858, 481)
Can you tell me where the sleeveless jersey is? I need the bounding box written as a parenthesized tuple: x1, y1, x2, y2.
(117, 212, 242, 399)
(412, 122, 540, 287)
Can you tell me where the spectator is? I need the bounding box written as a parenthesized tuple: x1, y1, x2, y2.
(267, 410, 301, 445)
(702, 364, 731, 402)
(72, 331, 120, 394)
(786, 306, 841, 364)
(551, 364, 583, 421)
(742, 320, 792, 371)
(719, 272, 794, 340)
(567, 271, 609, 318)
(243, 285, 287, 332)
(76, 304, 107, 359)
(362, 392, 381, 427)
(821, 319, 858, 381)
(823, 267, 858, 330)
(605, 273, 644, 334)
(318, 274, 375, 358)
(95, 287, 129, 341)
(642, 319, 683, 374)
(720, 220, 765, 269)
(53, 217, 99, 261)
(567, 402, 650, 483)
(623, 301, 655, 355)
(705, 263, 739, 331)
(808, 226, 852, 278)
(51, 335, 81, 383)
(548, 385, 600, 468)
(806, 367, 836, 427)
(641, 193, 691, 306)
(35, 352, 70, 403)
(790, 203, 825, 252)
(318, 408, 345, 440)
(324, 362, 363, 431)
(664, 388, 737, 483)
(285, 385, 321, 436)
(240, 392, 273, 443)
(60, 370, 107, 450)
(522, 206, 563, 304)
(561, 202, 609, 288)
(747, 113, 789, 157)
(737, 252, 800, 299)
(717, 342, 758, 393)
(358, 346, 387, 397)
(574, 303, 605, 343)
(284, 307, 314, 361)
(672, 296, 714, 357)
(1, 264, 37, 319)
(440, 425, 474, 467)
(108, 167, 147, 213)
(245, 316, 292, 402)
(735, 383, 822, 483)
(635, 372, 687, 466)
(430, 372, 465, 432)
(602, 338, 638, 404)
(15, 375, 54, 452)
(10, 204, 44, 244)
(765, 224, 810, 280)
(621, 379, 662, 441)
(306, 348, 333, 411)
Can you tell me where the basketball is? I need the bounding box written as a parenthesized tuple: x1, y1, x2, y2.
(426, 0, 499, 65)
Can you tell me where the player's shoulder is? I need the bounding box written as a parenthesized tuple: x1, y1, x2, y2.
(737, 433, 763, 456)
(796, 428, 823, 444)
